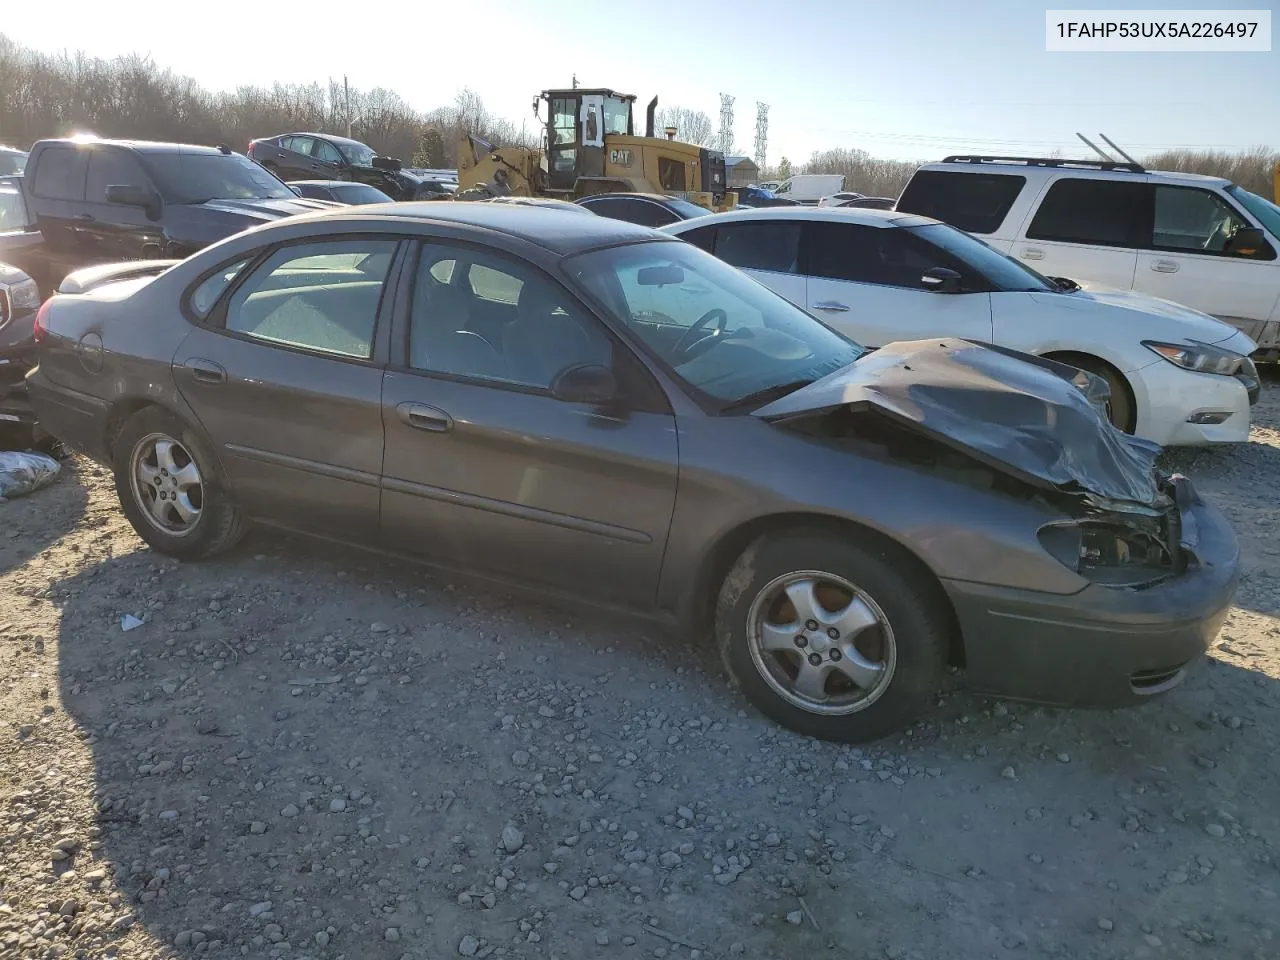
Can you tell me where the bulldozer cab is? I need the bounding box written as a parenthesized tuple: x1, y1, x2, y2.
(541, 88, 635, 192)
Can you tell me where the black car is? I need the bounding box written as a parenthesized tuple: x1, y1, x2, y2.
(576, 192, 713, 227)
(729, 186, 797, 208)
(0, 146, 27, 176)
(249, 133, 437, 202)
(290, 180, 395, 205)
(9, 139, 338, 295)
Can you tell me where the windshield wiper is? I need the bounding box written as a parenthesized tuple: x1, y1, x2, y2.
(719, 379, 814, 415)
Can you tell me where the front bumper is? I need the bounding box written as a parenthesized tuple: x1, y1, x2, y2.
(944, 483, 1240, 708)
(1132, 356, 1253, 446)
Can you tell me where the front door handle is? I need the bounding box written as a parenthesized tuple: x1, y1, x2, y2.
(812, 301, 850, 312)
(1019, 248, 1045, 261)
(397, 402, 453, 433)
(1151, 259, 1180, 274)
(187, 359, 226, 384)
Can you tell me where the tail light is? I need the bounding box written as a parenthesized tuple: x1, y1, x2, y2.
(33, 298, 51, 343)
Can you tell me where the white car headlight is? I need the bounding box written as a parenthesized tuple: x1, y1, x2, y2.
(1142, 340, 1245, 377)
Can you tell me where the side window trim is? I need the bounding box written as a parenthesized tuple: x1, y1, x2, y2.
(205, 234, 407, 365)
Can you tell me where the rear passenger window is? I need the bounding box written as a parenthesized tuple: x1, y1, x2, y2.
(223, 239, 398, 359)
(31, 146, 89, 201)
(896, 171, 1024, 234)
(1026, 178, 1148, 248)
(714, 222, 801, 274)
(807, 222, 959, 288)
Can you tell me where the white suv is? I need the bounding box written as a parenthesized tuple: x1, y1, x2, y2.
(894, 156, 1280, 362)
(661, 206, 1259, 447)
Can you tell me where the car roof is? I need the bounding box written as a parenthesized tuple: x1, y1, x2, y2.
(36, 137, 234, 156)
(915, 160, 1232, 189)
(664, 205, 937, 230)
(275, 200, 669, 255)
(285, 132, 369, 149)
(580, 192, 677, 204)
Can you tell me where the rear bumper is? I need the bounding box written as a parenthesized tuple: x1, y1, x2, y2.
(26, 370, 113, 463)
(945, 489, 1240, 708)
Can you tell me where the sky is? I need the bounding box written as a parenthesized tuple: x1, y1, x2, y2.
(5, 0, 1278, 166)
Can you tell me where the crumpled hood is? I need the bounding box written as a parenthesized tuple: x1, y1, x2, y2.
(197, 196, 339, 221)
(1055, 283, 1241, 345)
(754, 338, 1163, 509)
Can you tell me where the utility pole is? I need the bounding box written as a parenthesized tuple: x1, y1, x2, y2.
(344, 75, 352, 138)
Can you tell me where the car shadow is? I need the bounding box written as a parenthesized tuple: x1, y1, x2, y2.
(49, 522, 1280, 959)
(0, 454, 88, 576)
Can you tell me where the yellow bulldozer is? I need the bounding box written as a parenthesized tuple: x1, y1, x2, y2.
(456, 87, 737, 213)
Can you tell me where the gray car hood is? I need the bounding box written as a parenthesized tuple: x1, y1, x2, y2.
(753, 339, 1163, 509)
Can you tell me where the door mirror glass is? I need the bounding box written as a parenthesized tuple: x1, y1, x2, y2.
(921, 266, 962, 293)
(550, 363, 618, 404)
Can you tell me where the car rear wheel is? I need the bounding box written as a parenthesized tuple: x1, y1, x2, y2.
(715, 532, 948, 742)
(112, 407, 246, 560)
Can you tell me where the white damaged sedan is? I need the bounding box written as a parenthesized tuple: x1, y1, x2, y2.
(663, 207, 1260, 446)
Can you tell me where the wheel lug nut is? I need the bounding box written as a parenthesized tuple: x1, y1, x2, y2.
(830, 649, 842, 661)
(805, 620, 818, 631)
(794, 635, 808, 648)
(807, 653, 822, 667)
(827, 628, 839, 639)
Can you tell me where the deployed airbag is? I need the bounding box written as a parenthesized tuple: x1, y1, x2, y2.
(754, 339, 1162, 508)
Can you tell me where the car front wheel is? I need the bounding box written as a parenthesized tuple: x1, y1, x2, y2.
(112, 407, 246, 560)
(715, 532, 948, 742)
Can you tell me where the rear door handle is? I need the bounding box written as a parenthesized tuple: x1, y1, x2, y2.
(812, 301, 850, 312)
(397, 402, 453, 432)
(187, 359, 226, 384)
(1151, 259, 1180, 273)
(1019, 248, 1045, 261)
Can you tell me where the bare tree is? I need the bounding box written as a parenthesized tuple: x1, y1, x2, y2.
(803, 147, 920, 198)
(654, 106, 715, 147)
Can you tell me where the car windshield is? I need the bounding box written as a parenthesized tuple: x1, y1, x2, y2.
(666, 198, 713, 219)
(565, 239, 865, 409)
(907, 222, 1058, 292)
(146, 153, 296, 203)
(1225, 185, 1280, 239)
(335, 140, 377, 166)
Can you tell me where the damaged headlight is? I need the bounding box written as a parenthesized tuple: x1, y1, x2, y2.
(1037, 519, 1180, 586)
(1143, 339, 1245, 377)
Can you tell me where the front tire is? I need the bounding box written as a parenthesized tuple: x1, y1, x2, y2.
(112, 407, 245, 560)
(715, 532, 948, 742)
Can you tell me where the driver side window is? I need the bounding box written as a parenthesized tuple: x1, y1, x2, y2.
(1152, 186, 1252, 255)
(408, 244, 613, 391)
(312, 140, 343, 165)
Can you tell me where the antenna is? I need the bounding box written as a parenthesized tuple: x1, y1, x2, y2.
(753, 102, 769, 172)
(572, 74, 579, 89)
(1076, 132, 1113, 162)
(718, 93, 735, 156)
(1098, 133, 1140, 167)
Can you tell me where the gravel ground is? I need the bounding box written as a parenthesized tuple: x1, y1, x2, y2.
(3, 381, 1279, 960)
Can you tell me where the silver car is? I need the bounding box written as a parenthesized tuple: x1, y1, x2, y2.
(28, 203, 1240, 742)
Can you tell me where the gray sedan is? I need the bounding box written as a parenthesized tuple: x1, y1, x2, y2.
(28, 203, 1240, 742)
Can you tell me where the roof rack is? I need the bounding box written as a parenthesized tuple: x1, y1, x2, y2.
(942, 155, 1146, 174)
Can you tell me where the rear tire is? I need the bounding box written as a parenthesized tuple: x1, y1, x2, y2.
(715, 532, 948, 743)
(111, 407, 245, 560)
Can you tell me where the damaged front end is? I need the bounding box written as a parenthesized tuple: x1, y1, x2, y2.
(754, 339, 1194, 588)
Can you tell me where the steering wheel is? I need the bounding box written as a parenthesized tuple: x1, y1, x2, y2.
(673, 309, 728, 357)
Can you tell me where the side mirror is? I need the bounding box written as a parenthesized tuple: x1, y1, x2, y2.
(1225, 226, 1269, 258)
(289, 185, 303, 196)
(105, 184, 161, 220)
(921, 266, 962, 293)
(550, 363, 618, 404)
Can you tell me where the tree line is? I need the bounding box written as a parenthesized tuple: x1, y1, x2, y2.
(1, 33, 1274, 200)
(0, 33, 535, 167)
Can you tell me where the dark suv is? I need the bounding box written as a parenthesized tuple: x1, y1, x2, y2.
(8, 138, 337, 294)
(248, 133, 436, 201)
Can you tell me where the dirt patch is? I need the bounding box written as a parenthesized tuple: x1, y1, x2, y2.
(3, 384, 1279, 960)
